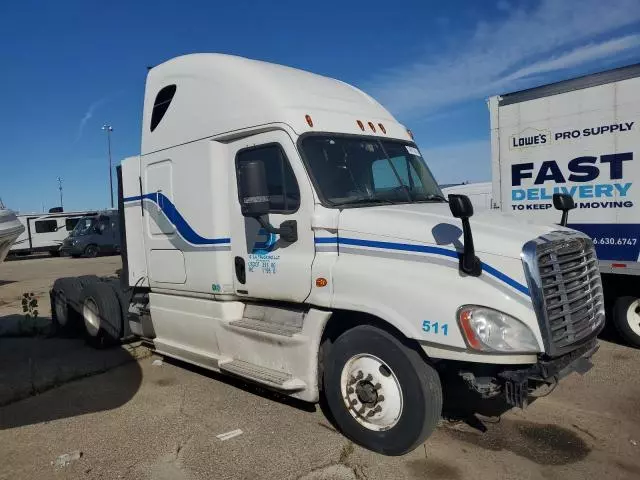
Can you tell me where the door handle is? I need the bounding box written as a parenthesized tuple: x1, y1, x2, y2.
(234, 256, 246, 284)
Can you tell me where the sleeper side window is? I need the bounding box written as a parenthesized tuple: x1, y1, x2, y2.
(150, 85, 177, 132)
(236, 144, 300, 213)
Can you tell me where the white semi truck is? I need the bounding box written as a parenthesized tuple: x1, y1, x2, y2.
(489, 63, 640, 347)
(52, 54, 604, 455)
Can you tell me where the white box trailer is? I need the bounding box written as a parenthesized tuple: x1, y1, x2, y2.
(489, 63, 640, 346)
(52, 54, 605, 455)
(10, 210, 96, 256)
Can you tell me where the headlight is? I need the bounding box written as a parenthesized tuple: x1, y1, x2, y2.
(72, 239, 79, 246)
(457, 305, 540, 353)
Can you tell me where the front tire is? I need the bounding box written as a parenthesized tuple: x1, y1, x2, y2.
(84, 244, 99, 258)
(612, 296, 640, 348)
(323, 325, 442, 455)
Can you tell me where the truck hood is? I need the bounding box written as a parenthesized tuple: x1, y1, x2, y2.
(338, 203, 561, 260)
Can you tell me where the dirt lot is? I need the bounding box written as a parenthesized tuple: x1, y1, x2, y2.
(0, 254, 121, 316)
(1, 256, 640, 480)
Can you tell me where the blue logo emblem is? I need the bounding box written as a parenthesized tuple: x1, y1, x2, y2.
(252, 229, 277, 254)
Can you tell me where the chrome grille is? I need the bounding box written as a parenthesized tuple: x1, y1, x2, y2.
(523, 232, 605, 355)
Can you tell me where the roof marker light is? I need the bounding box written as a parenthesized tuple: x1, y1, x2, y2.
(378, 123, 386, 134)
(368, 121, 376, 133)
(407, 129, 414, 140)
(357, 120, 365, 131)
(305, 115, 313, 127)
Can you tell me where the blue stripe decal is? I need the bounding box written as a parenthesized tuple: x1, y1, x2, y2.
(338, 237, 460, 259)
(315, 237, 338, 244)
(122, 194, 528, 295)
(124, 193, 230, 245)
(480, 264, 530, 296)
(316, 236, 530, 296)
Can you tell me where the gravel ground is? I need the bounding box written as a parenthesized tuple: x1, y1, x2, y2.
(0, 254, 121, 319)
(1, 256, 639, 480)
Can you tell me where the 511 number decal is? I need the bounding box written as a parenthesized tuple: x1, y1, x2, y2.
(422, 320, 448, 336)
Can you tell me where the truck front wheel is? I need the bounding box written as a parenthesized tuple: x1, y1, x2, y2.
(322, 325, 442, 455)
(613, 296, 640, 348)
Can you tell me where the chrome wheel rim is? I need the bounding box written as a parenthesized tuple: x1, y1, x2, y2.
(627, 299, 640, 337)
(340, 354, 403, 431)
(83, 297, 100, 337)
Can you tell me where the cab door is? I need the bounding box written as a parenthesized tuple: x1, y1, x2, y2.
(229, 130, 315, 302)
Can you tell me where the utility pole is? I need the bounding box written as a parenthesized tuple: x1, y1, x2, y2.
(102, 124, 114, 208)
(57, 177, 63, 209)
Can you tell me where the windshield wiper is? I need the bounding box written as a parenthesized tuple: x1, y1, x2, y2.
(416, 193, 448, 202)
(335, 197, 398, 207)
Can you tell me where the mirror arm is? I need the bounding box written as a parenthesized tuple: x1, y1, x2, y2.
(459, 217, 482, 277)
(255, 216, 280, 235)
(254, 216, 298, 243)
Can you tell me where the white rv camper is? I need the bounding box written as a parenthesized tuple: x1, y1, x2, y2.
(489, 63, 640, 347)
(11, 210, 95, 256)
(52, 54, 604, 455)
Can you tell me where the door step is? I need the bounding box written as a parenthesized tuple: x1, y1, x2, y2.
(219, 359, 306, 391)
(228, 318, 303, 337)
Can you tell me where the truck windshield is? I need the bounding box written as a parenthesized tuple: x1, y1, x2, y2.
(70, 217, 96, 237)
(299, 135, 444, 207)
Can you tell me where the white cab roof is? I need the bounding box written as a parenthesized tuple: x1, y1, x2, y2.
(141, 53, 410, 155)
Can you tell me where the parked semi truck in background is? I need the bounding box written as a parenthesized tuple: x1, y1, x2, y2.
(489, 63, 640, 347)
(52, 54, 605, 455)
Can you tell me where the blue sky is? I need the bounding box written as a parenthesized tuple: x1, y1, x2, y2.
(1, 0, 639, 213)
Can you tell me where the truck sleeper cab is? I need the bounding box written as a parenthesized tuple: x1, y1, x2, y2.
(80, 54, 602, 455)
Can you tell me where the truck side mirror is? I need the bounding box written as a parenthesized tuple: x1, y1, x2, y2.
(238, 160, 270, 217)
(448, 194, 482, 277)
(552, 193, 576, 227)
(449, 194, 474, 219)
(237, 160, 298, 244)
